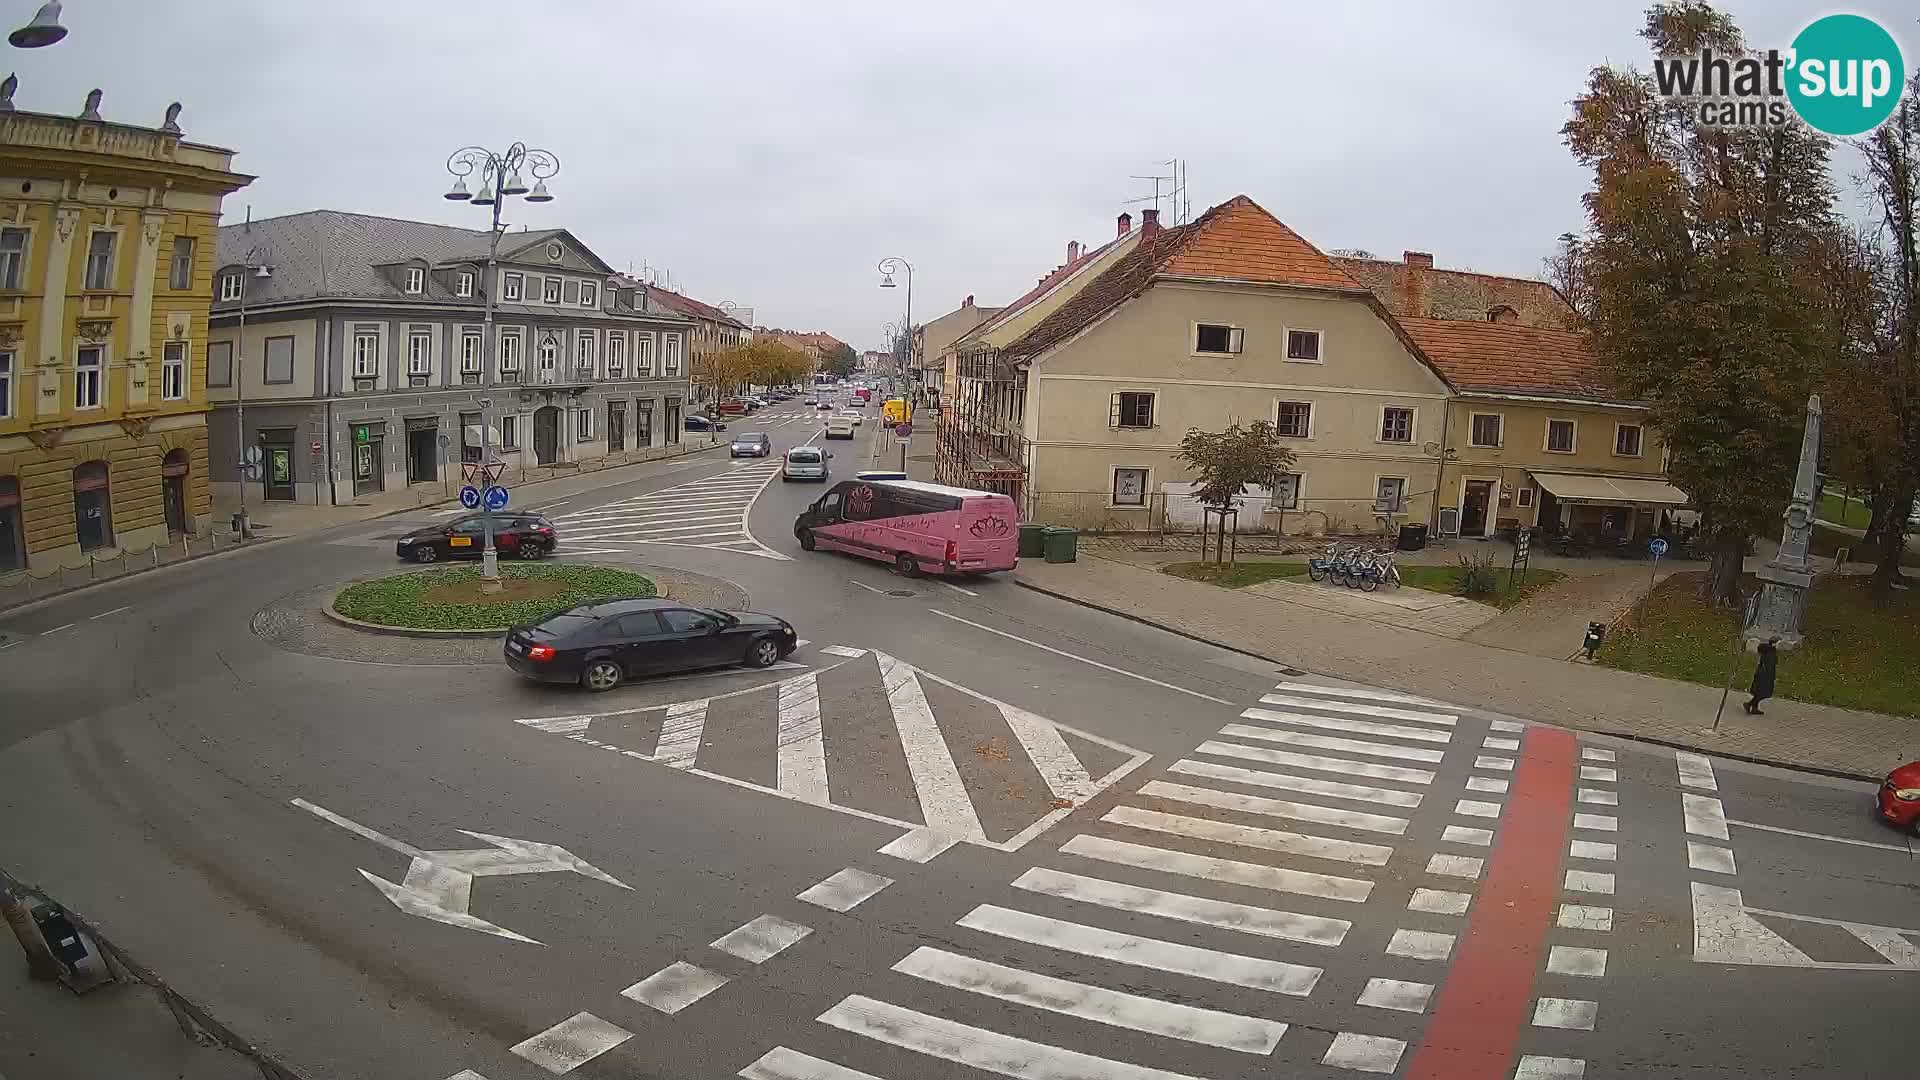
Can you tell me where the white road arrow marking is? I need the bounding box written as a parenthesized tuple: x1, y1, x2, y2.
(292, 799, 630, 945)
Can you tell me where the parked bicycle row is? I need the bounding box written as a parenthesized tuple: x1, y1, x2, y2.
(1306, 541, 1403, 592)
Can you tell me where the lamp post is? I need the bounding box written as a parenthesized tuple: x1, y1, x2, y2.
(232, 251, 272, 538)
(443, 141, 559, 592)
(7, 1, 65, 48)
(878, 258, 913, 399)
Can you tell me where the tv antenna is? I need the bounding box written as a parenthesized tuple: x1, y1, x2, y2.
(1124, 158, 1190, 224)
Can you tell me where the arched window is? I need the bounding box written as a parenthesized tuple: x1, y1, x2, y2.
(0, 475, 23, 572)
(72, 461, 113, 551)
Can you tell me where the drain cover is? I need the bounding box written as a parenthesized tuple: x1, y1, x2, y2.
(887, 589, 916, 597)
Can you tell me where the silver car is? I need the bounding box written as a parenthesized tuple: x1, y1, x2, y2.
(782, 446, 831, 482)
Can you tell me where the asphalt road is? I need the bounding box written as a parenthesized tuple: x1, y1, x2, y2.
(1, 397, 1913, 1080)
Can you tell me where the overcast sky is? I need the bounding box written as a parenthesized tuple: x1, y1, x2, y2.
(8, 1, 1905, 349)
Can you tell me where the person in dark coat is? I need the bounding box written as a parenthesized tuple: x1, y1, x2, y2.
(1744, 637, 1780, 714)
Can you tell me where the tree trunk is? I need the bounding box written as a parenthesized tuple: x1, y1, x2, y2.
(1863, 490, 1888, 545)
(1701, 537, 1745, 606)
(1869, 484, 1914, 607)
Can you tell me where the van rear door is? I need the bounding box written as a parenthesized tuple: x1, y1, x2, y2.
(951, 495, 1019, 572)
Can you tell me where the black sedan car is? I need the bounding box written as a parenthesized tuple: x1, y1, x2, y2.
(504, 598, 798, 691)
(396, 513, 555, 562)
(730, 432, 772, 457)
(685, 414, 728, 432)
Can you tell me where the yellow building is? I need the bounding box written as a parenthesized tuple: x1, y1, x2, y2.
(0, 84, 251, 574)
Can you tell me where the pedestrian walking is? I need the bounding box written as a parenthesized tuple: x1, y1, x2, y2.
(1744, 636, 1780, 715)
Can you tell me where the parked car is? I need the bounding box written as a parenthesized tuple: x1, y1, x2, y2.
(396, 513, 555, 563)
(717, 400, 749, 416)
(685, 415, 728, 432)
(793, 478, 1018, 576)
(782, 445, 831, 481)
(504, 598, 798, 692)
(1876, 761, 1920, 833)
(730, 432, 772, 458)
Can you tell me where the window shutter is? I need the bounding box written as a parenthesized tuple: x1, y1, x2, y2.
(1109, 394, 1122, 428)
(1228, 327, 1244, 354)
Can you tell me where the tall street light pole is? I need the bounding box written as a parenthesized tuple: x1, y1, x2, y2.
(878, 257, 912, 402)
(443, 141, 559, 593)
(232, 249, 272, 538)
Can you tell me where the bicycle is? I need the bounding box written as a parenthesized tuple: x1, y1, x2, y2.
(1307, 541, 1357, 583)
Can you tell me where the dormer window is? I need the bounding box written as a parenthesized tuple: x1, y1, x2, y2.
(580, 281, 598, 308)
(455, 271, 474, 298)
(219, 272, 242, 302)
(405, 267, 425, 294)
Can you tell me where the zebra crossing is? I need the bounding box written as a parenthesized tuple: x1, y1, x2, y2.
(741, 679, 1539, 1080)
(511, 645, 1150, 851)
(547, 460, 789, 560)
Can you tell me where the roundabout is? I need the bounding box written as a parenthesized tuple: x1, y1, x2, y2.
(327, 562, 657, 633)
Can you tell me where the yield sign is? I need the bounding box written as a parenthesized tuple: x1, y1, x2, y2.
(292, 798, 629, 944)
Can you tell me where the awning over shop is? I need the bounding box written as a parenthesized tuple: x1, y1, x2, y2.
(1530, 471, 1690, 507)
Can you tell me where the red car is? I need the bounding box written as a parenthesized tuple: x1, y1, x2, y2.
(1876, 761, 1920, 833)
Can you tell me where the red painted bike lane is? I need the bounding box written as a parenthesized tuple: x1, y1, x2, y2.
(1406, 726, 1577, 1080)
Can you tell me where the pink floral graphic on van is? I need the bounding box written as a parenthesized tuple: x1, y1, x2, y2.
(847, 484, 875, 517)
(969, 515, 1010, 539)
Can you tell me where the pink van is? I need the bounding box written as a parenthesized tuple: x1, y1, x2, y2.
(793, 479, 1018, 576)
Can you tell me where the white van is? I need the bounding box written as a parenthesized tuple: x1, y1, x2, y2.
(825, 415, 856, 440)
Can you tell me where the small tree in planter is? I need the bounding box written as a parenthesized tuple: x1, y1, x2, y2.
(1176, 421, 1298, 564)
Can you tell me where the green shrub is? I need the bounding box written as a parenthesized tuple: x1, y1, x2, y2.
(1456, 551, 1499, 597)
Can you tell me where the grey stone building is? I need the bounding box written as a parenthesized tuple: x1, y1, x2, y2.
(207, 211, 696, 505)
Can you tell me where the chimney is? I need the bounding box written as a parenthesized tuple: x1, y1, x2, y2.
(964, 294, 975, 308)
(1140, 208, 1160, 239)
(1402, 251, 1434, 317)
(1488, 305, 1519, 325)
(1067, 240, 1080, 264)
(1117, 211, 1132, 237)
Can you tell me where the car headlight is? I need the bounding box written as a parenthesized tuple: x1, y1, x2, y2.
(1894, 788, 1920, 801)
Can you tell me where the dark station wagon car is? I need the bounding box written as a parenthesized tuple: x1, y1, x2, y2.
(504, 598, 798, 692)
(395, 514, 556, 562)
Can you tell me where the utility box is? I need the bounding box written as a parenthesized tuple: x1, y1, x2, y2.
(30, 902, 87, 969)
(1018, 524, 1047, 559)
(1397, 523, 1429, 551)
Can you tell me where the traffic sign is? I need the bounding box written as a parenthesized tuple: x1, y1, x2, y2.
(1649, 537, 1670, 557)
(484, 485, 509, 511)
(896, 437, 910, 447)
(896, 421, 912, 438)
(459, 485, 481, 510)
(242, 445, 263, 465)
(241, 464, 261, 481)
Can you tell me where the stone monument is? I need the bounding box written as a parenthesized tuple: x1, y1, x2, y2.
(1748, 394, 1821, 651)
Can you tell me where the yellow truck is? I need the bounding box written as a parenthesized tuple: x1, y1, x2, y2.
(882, 398, 912, 426)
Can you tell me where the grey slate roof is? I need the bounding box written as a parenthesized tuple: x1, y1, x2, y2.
(211, 211, 655, 317)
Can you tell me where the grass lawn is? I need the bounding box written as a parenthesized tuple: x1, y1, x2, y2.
(1811, 522, 1919, 568)
(334, 563, 656, 630)
(1164, 561, 1310, 589)
(1818, 490, 1873, 530)
(1599, 571, 1920, 718)
(1394, 565, 1568, 611)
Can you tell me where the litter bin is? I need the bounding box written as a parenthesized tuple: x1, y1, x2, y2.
(1042, 527, 1078, 564)
(1018, 523, 1047, 559)
(1397, 523, 1429, 552)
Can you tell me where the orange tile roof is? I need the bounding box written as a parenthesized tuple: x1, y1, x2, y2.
(1396, 316, 1630, 402)
(1334, 257, 1574, 328)
(1003, 195, 1366, 362)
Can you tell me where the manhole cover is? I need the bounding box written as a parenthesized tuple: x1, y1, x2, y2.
(887, 589, 916, 597)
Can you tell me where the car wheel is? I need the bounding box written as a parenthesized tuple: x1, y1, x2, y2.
(797, 527, 816, 551)
(581, 658, 623, 692)
(744, 636, 781, 669)
(414, 544, 438, 563)
(517, 542, 544, 560)
(893, 552, 920, 577)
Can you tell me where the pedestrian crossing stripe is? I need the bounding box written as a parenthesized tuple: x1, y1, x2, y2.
(549, 462, 789, 561)
(512, 649, 1149, 852)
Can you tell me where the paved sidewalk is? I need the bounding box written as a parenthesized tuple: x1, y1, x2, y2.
(1246, 577, 1501, 637)
(0, 963, 256, 1080)
(1011, 552, 1918, 779)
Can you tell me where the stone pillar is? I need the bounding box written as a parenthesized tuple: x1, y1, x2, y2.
(1749, 394, 1821, 651)
(33, 206, 81, 418)
(125, 209, 168, 406)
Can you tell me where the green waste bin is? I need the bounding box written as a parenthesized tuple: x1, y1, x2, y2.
(1042, 527, 1078, 563)
(1018, 523, 1047, 559)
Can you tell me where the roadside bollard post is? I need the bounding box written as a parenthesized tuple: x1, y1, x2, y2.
(1, 886, 60, 981)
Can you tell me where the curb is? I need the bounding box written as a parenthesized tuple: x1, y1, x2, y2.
(321, 600, 507, 639)
(0, 534, 287, 619)
(1008, 574, 1884, 784)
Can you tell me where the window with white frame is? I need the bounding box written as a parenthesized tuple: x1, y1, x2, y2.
(353, 331, 380, 378)
(0, 351, 12, 417)
(576, 407, 594, 440)
(1275, 400, 1312, 438)
(1517, 486, 1535, 507)
(663, 333, 683, 375)
(502, 272, 523, 302)
(169, 236, 195, 291)
(1546, 418, 1576, 453)
(499, 330, 523, 380)
(1614, 423, 1643, 457)
(455, 272, 473, 298)
(606, 332, 625, 378)
(1374, 476, 1407, 513)
(1111, 467, 1149, 507)
(407, 331, 432, 377)
(1193, 323, 1242, 354)
(0, 228, 26, 290)
(84, 231, 117, 291)
(1109, 391, 1154, 429)
(500, 414, 518, 448)
(1379, 406, 1414, 443)
(634, 333, 655, 376)
(161, 341, 186, 400)
(580, 281, 598, 308)
(541, 277, 562, 304)
(74, 345, 103, 408)
(1470, 412, 1503, 448)
(405, 267, 425, 294)
(1273, 472, 1302, 510)
(1285, 329, 1322, 362)
(206, 341, 232, 387)
(576, 330, 596, 376)
(460, 332, 483, 375)
(219, 272, 242, 302)
(538, 334, 558, 373)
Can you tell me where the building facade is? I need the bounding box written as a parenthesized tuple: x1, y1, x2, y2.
(617, 282, 749, 403)
(914, 295, 1002, 408)
(207, 212, 696, 505)
(0, 86, 252, 574)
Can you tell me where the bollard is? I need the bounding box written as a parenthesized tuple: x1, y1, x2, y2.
(88, 555, 96, 580)
(152, 547, 160, 568)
